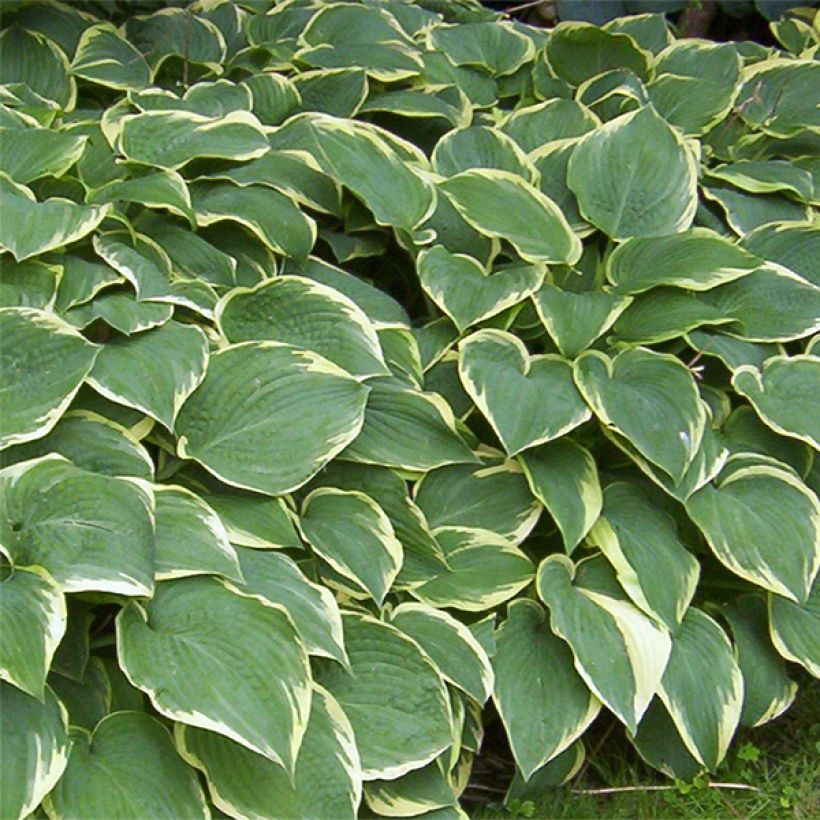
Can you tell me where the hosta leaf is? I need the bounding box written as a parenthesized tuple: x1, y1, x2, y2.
(71, 23, 152, 90)
(429, 21, 535, 77)
(631, 698, 704, 781)
(0, 27, 75, 110)
(0, 308, 98, 449)
(48, 656, 111, 731)
(65, 290, 173, 335)
(130, 81, 252, 118)
(536, 555, 672, 733)
(686, 465, 820, 603)
(235, 548, 347, 666)
(292, 68, 369, 119)
(439, 169, 582, 265)
(55, 255, 123, 313)
(242, 73, 301, 125)
(191, 182, 316, 260)
(178, 685, 361, 820)
(46, 712, 209, 819)
(217, 276, 386, 379)
(153, 485, 241, 582)
(120, 110, 269, 170)
(176, 342, 368, 495)
(733, 355, 820, 449)
(567, 106, 698, 240)
(499, 99, 599, 152)
(178, 468, 301, 550)
(657, 608, 742, 770)
(459, 330, 591, 456)
(0, 175, 110, 261)
(741, 222, 820, 286)
(769, 579, 820, 677)
(88, 170, 196, 226)
(504, 741, 585, 804)
(0, 564, 65, 699)
(301, 488, 403, 606)
(0, 259, 59, 309)
(117, 576, 312, 771)
(574, 347, 706, 482)
(342, 378, 476, 472)
(493, 600, 599, 780)
(707, 160, 813, 202)
(588, 482, 699, 630)
(432, 126, 536, 181)
(697, 264, 820, 342)
(390, 602, 493, 704)
(413, 527, 534, 612)
(0, 683, 69, 820)
(702, 185, 809, 236)
(298, 3, 423, 82)
(317, 612, 452, 780)
(723, 595, 796, 728)
(417, 246, 544, 332)
(88, 321, 209, 431)
(532, 283, 631, 358)
(686, 329, 779, 372)
(414, 461, 541, 544)
(0, 126, 86, 185)
(519, 439, 602, 553)
(545, 22, 650, 86)
(605, 229, 761, 294)
(1, 456, 154, 596)
(364, 758, 457, 817)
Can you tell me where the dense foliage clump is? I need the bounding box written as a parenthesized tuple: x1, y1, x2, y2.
(0, 1, 818, 817)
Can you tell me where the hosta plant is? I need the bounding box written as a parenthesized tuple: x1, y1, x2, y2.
(1, 0, 819, 817)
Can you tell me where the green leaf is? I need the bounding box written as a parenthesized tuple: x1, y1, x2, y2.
(48, 656, 111, 731)
(733, 355, 820, 450)
(0, 683, 69, 820)
(0, 564, 65, 699)
(703, 185, 809, 236)
(178, 685, 361, 820)
(631, 698, 703, 781)
(686, 465, 820, 603)
(191, 181, 316, 260)
(88, 170, 196, 226)
(70, 22, 152, 90)
(1, 455, 155, 596)
(413, 526, 534, 612)
(432, 126, 536, 181)
(499, 99, 599, 152)
(574, 347, 706, 482)
(588, 482, 699, 630)
(390, 602, 493, 704)
(429, 21, 535, 77)
(55, 254, 123, 313)
(459, 330, 590, 456)
(117, 576, 312, 772)
(0, 174, 109, 261)
(769, 579, 819, 677)
(697, 264, 820, 342)
(741, 221, 820, 286)
(545, 22, 650, 86)
(0, 126, 86, 185)
(65, 290, 174, 335)
(567, 106, 698, 239)
(153, 485, 241, 582)
(417, 246, 544, 333)
(342, 378, 476, 472)
(48, 712, 208, 818)
(532, 283, 631, 358)
(301, 488, 402, 606)
(217, 276, 386, 379)
(298, 3, 423, 82)
(723, 595, 797, 728)
(657, 608, 742, 770)
(493, 600, 599, 779)
(606, 229, 761, 294)
(120, 110, 269, 170)
(88, 321, 209, 431)
(0, 26, 75, 109)
(176, 342, 368, 495)
(519, 439, 602, 553)
(708, 160, 813, 202)
(0, 259, 60, 310)
(317, 612, 452, 780)
(234, 548, 347, 666)
(439, 169, 582, 265)
(0, 308, 98, 449)
(364, 757, 457, 817)
(536, 554, 672, 733)
(414, 461, 541, 544)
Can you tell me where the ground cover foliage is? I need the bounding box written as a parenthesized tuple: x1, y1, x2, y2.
(0, 0, 819, 817)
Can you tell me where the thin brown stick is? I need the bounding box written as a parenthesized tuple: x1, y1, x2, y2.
(500, 0, 549, 15)
(572, 782, 760, 796)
